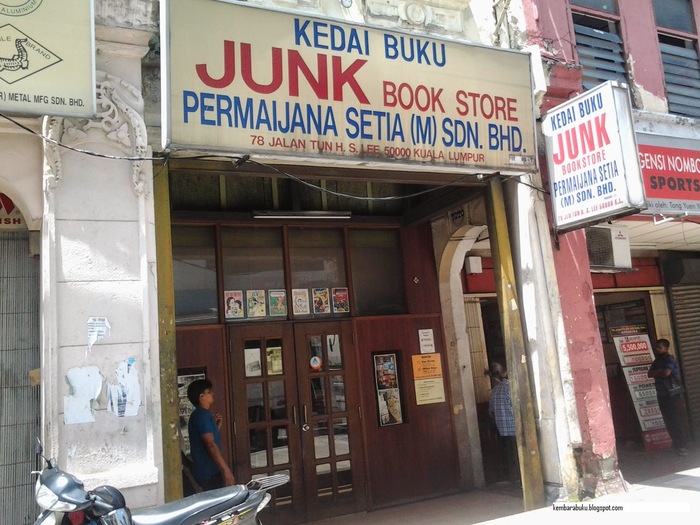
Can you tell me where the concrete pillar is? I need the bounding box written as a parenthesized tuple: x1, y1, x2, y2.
(41, 26, 164, 508)
(502, 175, 582, 501)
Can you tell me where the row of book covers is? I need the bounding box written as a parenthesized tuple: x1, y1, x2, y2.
(224, 287, 350, 319)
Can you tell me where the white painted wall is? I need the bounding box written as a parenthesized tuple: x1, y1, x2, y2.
(38, 21, 164, 508)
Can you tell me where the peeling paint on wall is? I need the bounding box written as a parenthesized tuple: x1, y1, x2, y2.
(64, 366, 103, 424)
(108, 357, 141, 417)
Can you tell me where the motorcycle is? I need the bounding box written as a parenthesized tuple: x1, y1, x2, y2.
(32, 439, 289, 525)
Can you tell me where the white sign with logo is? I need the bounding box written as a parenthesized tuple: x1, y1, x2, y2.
(0, 0, 95, 117)
(0, 192, 25, 230)
(163, 0, 537, 174)
(542, 81, 646, 232)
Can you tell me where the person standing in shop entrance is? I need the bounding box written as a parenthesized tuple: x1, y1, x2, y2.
(648, 338, 688, 456)
(187, 379, 235, 490)
(489, 361, 519, 482)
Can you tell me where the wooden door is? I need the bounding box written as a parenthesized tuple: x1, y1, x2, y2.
(293, 321, 367, 521)
(229, 320, 366, 525)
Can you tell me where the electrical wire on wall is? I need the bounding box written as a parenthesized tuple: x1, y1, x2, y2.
(0, 111, 549, 201)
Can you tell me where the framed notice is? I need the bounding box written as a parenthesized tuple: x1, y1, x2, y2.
(292, 289, 310, 315)
(412, 353, 446, 405)
(373, 353, 403, 426)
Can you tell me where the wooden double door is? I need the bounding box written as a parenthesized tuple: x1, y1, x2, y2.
(229, 321, 366, 524)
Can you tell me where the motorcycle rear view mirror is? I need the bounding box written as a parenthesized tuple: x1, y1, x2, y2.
(34, 437, 54, 470)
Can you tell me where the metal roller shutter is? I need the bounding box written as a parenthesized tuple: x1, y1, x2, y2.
(669, 285, 700, 440)
(0, 231, 40, 525)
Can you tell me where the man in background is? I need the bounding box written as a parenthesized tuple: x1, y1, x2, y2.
(489, 362, 519, 482)
(648, 338, 688, 456)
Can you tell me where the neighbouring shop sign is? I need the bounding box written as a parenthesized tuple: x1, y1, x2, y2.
(637, 133, 700, 216)
(0, 0, 95, 117)
(542, 81, 646, 232)
(0, 192, 25, 230)
(162, 0, 537, 174)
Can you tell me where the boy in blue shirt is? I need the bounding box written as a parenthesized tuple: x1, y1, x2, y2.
(186, 379, 235, 490)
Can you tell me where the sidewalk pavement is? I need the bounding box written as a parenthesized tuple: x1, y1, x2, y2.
(309, 441, 700, 525)
(481, 465, 700, 524)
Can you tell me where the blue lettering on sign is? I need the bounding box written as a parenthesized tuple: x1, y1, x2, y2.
(383, 34, 446, 67)
(294, 18, 370, 55)
(345, 108, 405, 141)
(411, 114, 436, 146)
(488, 124, 522, 152)
(578, 92, 604, 118)
(182, 91, 338, 135)
(441, 118, 480, 148)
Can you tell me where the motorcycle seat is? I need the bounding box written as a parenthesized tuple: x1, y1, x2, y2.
(131, 485, 249, 525)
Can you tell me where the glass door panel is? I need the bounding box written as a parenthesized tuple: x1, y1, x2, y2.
(230, 323, 302, 525)
(295, 321, 366, 521)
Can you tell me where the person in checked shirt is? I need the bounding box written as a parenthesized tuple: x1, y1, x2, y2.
(489, 362, 519, 482)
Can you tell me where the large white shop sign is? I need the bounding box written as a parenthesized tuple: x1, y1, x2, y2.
(162, 0, 537, 175)
(542, 81, 646, 232)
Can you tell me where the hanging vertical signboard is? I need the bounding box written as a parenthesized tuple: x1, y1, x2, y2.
(542, 81, 646, 232)
(610, 325, 672, 451)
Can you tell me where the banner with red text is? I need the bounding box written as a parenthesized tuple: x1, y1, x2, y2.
(541, 81, 645, 232)
(162, 0, 537, 174)
(610, 325, 672, 451)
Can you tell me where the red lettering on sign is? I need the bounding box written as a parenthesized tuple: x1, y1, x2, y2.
(0, 193, 16, 214)
(196, 41, 369, 103)
(552, 114, 610, 165)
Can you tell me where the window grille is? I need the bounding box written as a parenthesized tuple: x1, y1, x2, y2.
(659, 38, 700, 118)
(573, 20, 627, 90)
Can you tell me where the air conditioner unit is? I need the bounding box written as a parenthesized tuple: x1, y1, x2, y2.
(586, 225, 632, 270)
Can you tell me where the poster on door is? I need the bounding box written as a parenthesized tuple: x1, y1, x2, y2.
(177, 368, 206, 456)
(610, 325, 672, 451)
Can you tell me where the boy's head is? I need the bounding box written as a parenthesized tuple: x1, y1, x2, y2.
(187, 378, 213, 407)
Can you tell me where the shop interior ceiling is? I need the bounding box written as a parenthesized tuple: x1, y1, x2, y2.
(167, 161, 700, 256)
(168, 158, 488, 225)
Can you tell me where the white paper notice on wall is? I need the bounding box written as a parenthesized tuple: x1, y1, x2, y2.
(418, 329, 435, 354)
(87, 317, 111, 353)
(107, 357, 141, 417)
(64, 366, 103, 425)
